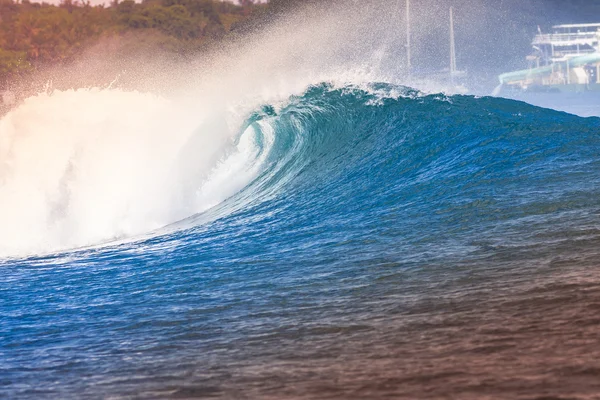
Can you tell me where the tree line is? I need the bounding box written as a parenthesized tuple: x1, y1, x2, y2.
(0, 0, 268, 86)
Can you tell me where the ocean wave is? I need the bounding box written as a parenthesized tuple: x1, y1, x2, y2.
(1, 82, 599, 259)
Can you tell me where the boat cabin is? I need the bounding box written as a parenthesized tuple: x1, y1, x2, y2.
(532, 23, 600, 65)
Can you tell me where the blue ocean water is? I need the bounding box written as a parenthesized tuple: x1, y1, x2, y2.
(2, 83, 600, 398)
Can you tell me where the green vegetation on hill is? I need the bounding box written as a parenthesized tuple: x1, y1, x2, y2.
(0, 0, 265, 86)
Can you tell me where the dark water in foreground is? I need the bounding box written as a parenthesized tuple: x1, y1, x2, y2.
(2, 84, 600, 399)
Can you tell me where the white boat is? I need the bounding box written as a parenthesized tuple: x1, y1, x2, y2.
(497, 23, 600, 94)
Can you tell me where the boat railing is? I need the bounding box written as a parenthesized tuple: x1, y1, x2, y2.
(533, 32, 599, 45)
(551, 48, 598, 58)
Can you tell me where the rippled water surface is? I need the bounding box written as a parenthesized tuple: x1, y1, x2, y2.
(2, 84, 600, 399)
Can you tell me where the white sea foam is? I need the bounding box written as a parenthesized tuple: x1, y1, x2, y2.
(0, 88, 274, 257)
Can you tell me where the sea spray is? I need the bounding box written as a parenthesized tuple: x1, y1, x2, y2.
(0, 0, 509, 257)
(0, 88, 271, 256)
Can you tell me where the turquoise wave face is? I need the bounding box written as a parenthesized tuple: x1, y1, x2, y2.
(3, 83, 600, 399)
(201, 83, 600, 261)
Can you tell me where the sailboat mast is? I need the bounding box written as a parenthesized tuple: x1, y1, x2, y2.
(450, 7, 456, 76)
(406, 0, 411, 76)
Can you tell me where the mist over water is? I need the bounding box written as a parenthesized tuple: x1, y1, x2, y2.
(0, 0, 426, 256)
(0, 1, 389, 256)
(2, 1, 600, 399)
(0, 87, 276, 255)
